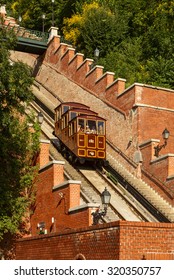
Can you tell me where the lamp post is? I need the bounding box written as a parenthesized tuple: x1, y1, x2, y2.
(94, 47, 100, 61)
(42, 14, 45, 33)
(89, 47, 100, 70)
(51, 0, 55, 26)
(154, 128, 170, 157)
(18, 15, 22, 25)
(92, 187, 111, 225)
(37, 111, 44, 125)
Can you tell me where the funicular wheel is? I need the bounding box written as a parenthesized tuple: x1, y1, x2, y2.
(78, 157, 85, 165)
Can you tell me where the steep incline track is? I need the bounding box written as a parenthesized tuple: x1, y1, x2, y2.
(28, 96, 173, 223)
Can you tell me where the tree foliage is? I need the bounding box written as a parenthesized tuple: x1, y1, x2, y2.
(63, 2, 127, 58)
(62, 0, 174, 88)
(2, 0, 174, 88)
(0, 20, 40, 240)
(4, 0, 81, 31)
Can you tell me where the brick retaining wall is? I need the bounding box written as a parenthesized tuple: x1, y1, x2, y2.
(16, 221, 174, 260)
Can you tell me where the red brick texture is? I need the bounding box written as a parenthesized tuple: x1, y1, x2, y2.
(38, 140, 50, 167)
(4, 12, 174, 262)
(8, 18, 174, 193)
(16, 221, 174, 260)
(30, 141, 96, 236)
(31, 162, 95, 235)
(43, 37, 174, 192)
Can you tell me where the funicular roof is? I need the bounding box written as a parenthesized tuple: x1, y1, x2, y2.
(55, 102, 90, 111)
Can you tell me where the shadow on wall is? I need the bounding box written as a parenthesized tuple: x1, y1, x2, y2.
(32, 53, 46, 78)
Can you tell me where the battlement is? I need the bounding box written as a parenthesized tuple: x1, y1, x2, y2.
(45, 34, 126, 105)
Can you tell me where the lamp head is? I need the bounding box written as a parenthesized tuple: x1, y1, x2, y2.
(101, 187, 111, 207)
(162, 128, 170, 141)
(37, 112, 44, 125)
(94, 48, 100, 58)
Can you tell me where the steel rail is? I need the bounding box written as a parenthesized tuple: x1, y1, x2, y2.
(29, 97, 171, 223)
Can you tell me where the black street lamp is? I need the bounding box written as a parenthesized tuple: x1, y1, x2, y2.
(154, 128, 170, 157)
(51, 0, 55, 26)
(92, 187, 111, 225)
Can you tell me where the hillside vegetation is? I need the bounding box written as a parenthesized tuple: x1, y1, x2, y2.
(0, 17, 40, 241)
(5, 0, 174, 88)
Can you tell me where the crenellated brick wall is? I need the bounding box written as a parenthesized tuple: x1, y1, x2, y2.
(9, 15, 174, 203)
(1, 7, 174, 261)
(45, 36, 127, 106)
(30, 140, 98, 236)
(16, 221, 174, 260)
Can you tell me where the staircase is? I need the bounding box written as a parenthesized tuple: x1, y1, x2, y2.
(107, 152, 174, 222)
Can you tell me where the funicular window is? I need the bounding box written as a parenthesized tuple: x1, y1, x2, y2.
(55, 111, 58, 122)
(58, 108, 61, 120)
(62, 105, 69, 114)
(69, 112, 77, 121)
(63, 114, 68, 129)
(55, 108, 61, 122)
(78, 119, 85, 132)
(86, 120, 97, 134)
(98, 121, 105, 135)
(69, 120, 76, 136)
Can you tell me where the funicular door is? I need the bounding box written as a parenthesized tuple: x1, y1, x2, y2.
(78, 133, 86, 157)
(77, 118, 86, 157)
(87, 134, 97, 158)
(97, 136, 105, 158)
(97, 120, 106, 158)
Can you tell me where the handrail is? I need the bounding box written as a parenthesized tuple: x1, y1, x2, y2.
(17, 28, 49, 42)
(2, 23, 49, 42)
(106, 139, 174, 199)
(106, 139, 137, 168)
(33, 78, 174, 199)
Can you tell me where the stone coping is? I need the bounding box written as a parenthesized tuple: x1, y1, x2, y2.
(53, 180, 81, 191)
(139, 139, 160, 148)
(151, 153, 174, 164)
(39, 160, 65, 172)
(69, 203, 100, 213)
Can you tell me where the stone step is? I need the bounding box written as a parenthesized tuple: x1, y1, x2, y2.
(107, 152, 174, 221)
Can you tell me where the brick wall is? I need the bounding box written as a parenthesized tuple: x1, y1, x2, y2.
(30, 141, 97, 236)
(16, 221, 174, 260)
(3, 12, 174, 261)
(31, 171, 93, 235)
(119, 221, 174, 260)
(10, 32, 174, 203)
(38, 140, 50, 167)
(150, 156, 174, 193)
(38, 40, 174, 189)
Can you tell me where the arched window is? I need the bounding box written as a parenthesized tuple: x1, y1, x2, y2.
(74, 253, 86, 260)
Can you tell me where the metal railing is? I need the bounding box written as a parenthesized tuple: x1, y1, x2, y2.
(107, 139, 174, 200)
(4, 23, 49, 42)
(14, 27, 49, 42)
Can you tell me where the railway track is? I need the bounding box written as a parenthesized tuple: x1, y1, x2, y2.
(28, 98, 167, 223)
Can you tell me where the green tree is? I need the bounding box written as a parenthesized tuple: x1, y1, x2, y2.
(63, 2, 127, 58)
(5, 0, 82, 32)
(0, 19, 40, 240)
(3, 0, 174, 88)
(99, 37, 145, 87)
